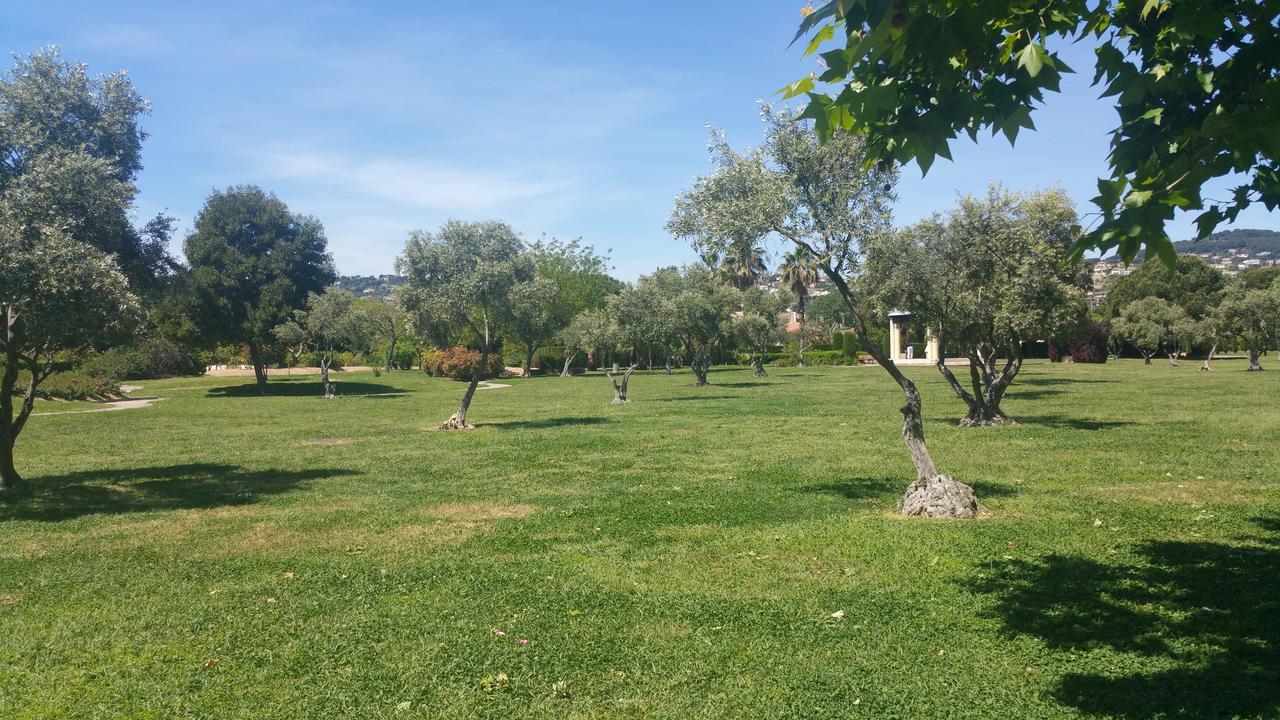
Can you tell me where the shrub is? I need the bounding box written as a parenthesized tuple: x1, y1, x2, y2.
(421, 348, 447, 375)
(831, 332, 844, 351)
(385, 344, 418, 370)
(423, 347, 504, 380)
(35, 373, 121, 401)
(769, 349, 848, 367)
(1068, 322, 1111, 364)
(81, 339, 204, 380)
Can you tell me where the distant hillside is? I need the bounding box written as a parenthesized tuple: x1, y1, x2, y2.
(1173, 228, 1280, 255)
(1119, 228, 1280, 276)
(336, 274, 404, 299)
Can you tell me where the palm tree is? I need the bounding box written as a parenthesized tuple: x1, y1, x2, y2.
(719, 239, 768, 291)
(779, 247, 818, 366)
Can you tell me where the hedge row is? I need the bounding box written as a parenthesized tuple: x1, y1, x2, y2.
(81, 339, 203, 380)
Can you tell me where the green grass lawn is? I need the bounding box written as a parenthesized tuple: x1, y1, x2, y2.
(1, 360, 1277, 718)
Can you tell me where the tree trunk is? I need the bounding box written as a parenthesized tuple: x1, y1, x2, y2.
(813, 267, 982, 518)
(796, 293, 807, 367)
(384, 336, 397, 372)
(320, 355, 335, 398)
(0, 307, 38, 493)
(522, 342, 536, 377)
(1200, 343, 1217, 371)
(752, 356, 767, 377)
(561, 349, 577, 377)
(0, 431, 20, 493)
(691, 348, 711, 386)
(1248, 348, 1264, 371)
(1167, 352, 1179, 367)
(0, 331, 21, 492)
(248, 343, 269, 394)
(606, 364, 637, 403)
(442, 314, 490, 429)
(933, 340, 1016, 427)
(1143, 353, 1153, 365)
(664, 343, 673, 374)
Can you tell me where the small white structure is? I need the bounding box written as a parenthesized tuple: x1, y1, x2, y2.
(888, 310, 939, 364)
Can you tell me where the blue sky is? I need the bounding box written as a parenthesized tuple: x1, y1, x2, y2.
(5, 1, 1275, 278)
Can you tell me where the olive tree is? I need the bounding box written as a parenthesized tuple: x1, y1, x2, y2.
(669, 266, 737, 387)
(274, 286, 366, 398)
(1113, 297, 1195, 365)
(506, 276, 558, 376)
(396, 220, 535, 429)
(734, 287, 788, 377)
(634, 267, 684, 373)
(670, 106, 984, 518)
(1, 227, 139, 491)
(356, 296, 408, 372)
(557, 308, 612, 378)
(865, 187, 1088, 426)
(1214, 280, 1280, 371)
(1, 48, 177, 298)
(182, 186, 336, 394)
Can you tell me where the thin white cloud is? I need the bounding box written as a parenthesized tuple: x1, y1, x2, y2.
(254, 150, 573, 215)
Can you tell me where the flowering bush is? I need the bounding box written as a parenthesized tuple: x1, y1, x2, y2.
(423, 347, 503, 380)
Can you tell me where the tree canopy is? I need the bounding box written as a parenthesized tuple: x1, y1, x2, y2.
(396, 220, 536, 428)
(0, 47, 177, 296)
(789, 0, 1278, 263)
(865, 186, 1088, 424)
(182, 186, 336, 392)
(1113, 296, 1195, 364)
(1099, 254, 1227, 320)
(1213, 277, 1280, 371)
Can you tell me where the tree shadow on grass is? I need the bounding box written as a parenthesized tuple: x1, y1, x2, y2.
(481, 417, 611, 430)
(801, 478, 1019, 502)
(205, 381, 403, 398)
(1012, 376, 1117, 386)
(967, 516, 1280, 719)
(647, 395, 737, 402)
(0, 463, 358, 522)
(717, 381, 770, 388)
(1018, 414, 1136, 431)
(1002, 388, 1065, 400)
(798, 477, 903, 500)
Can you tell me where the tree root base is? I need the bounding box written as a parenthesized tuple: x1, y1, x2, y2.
(900, 475, 986, 519)
(959, 415, 1015, 427)
(611, 397, 630, 404)
(439, 415, 476, 431)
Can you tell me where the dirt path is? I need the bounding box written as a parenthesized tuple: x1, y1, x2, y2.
(33, 397, 165, 417)
(477, 381, 512, 390)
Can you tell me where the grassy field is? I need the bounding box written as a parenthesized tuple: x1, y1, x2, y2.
(1, 359, 1277, 718)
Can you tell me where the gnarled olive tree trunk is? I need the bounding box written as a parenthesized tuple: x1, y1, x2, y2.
(690, 346, 712, 386)
(248, 342, 269, 394)
(663, 343, 673, 374)
(442, 313, 490, 430)
(1200, 343, 1217, 371)
(560, 348, 577, 377)
(319, 353, 335, 399)
(821, 271, 983, 518)
(0, 309, 50, 493)
(933, 337, 1021, 426)
(522, 341, 536, 377)
(606, 363, 638, 403)
(1248, 348, 1264, 371)
(751, 355, 767, 377)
